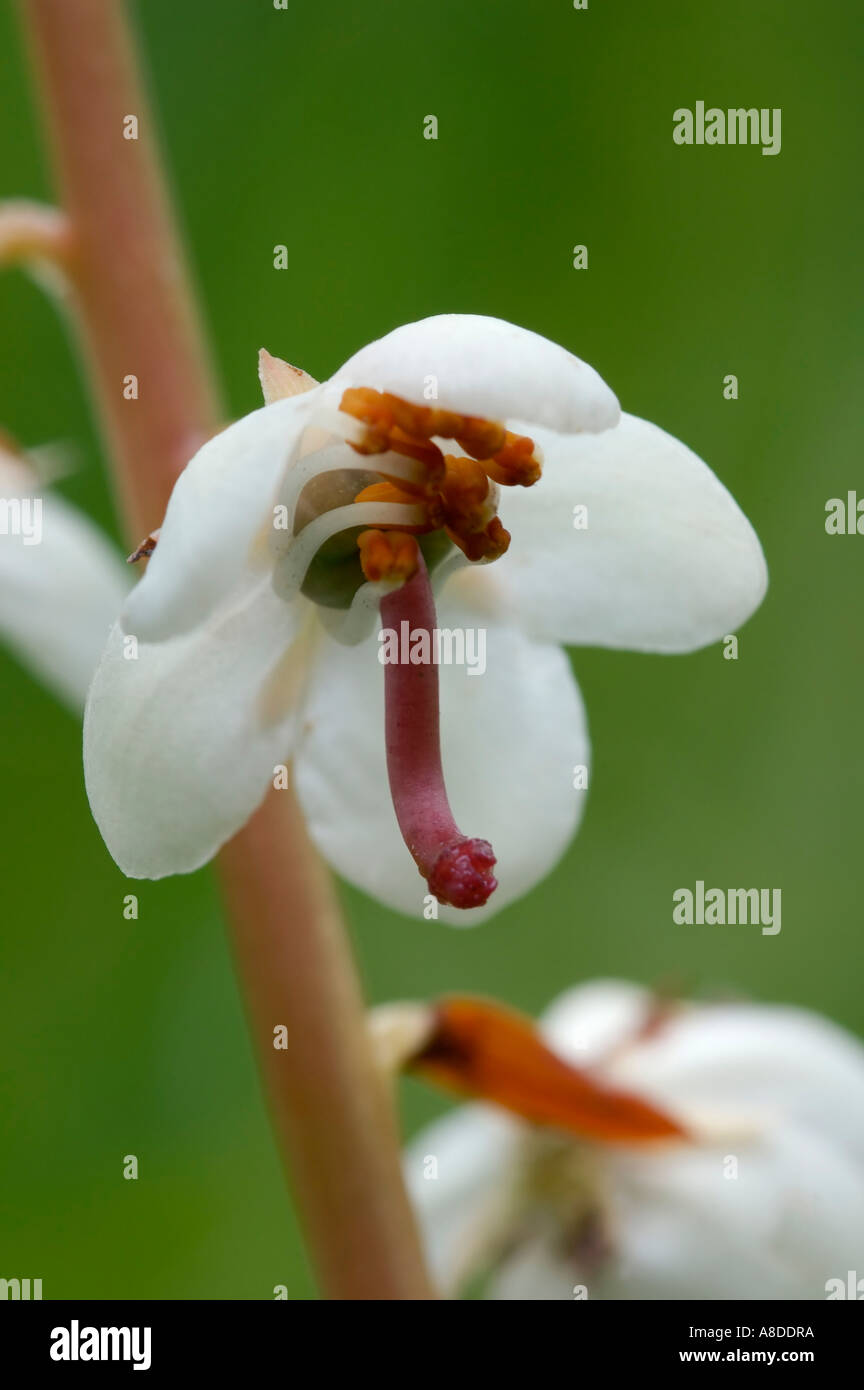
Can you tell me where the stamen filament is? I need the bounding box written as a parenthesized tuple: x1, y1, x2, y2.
(379, 550, 497, 911)
(279, 444, 429, 538)
(277, 500, 424, 595)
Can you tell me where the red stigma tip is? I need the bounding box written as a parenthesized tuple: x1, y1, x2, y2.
(427, 838, 497, 909)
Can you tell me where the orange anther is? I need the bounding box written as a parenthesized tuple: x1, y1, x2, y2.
(357, 529, 420, 584)
(354, 481, 444, 532)
(340, 387, 508, 461)
(411, 996, 686, 1145)
(340, 387, 394, 454)
(382, 393, 476, 446)
(447, 515, 511, 563)
(339, 388, 534, 572)
(483, 430, 541, 487)
(440, 455, 492, 535)
(386, 428, 446, 484)
(340, 386, 393, 431)
(355, 480, 417, 508)
(453, 419, 508, 460)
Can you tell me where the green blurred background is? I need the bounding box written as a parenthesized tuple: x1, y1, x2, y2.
(0, 0, 861, 1298)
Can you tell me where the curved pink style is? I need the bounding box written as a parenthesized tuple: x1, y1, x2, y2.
(379, 555, 497, 910)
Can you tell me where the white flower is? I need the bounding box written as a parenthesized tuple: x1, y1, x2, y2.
(0, 439, 130, 708)
(404, 982, 864, 1299)
(83, 314, 766, 922)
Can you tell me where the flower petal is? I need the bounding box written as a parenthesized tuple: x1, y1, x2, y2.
(403, 1105, 524, 1295)
(543, 981, 864, 1162)
(123, 393, 319, 642)
(472, 412, 767, 652)
(541, 982, 864, 1297)
(487, 1123, 864, 1300)
(490, 1236, 585, 1302)
(293, 607, 590, 923)
(0, 470, 130, 709)
(541, 980, 658, 1064)
(596, 1124, 864, 1300)
(608, 999, 864, 1164)
(84, 582, 304, 878)
(416, 984, 864, 1300)
(329, 314, 620, 434)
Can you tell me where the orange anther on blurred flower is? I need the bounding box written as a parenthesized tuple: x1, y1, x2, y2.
(409, 994, 685, 1144)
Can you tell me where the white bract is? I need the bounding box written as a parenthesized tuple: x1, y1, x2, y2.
(405, 981, 864, 1299)
(0, 442, 130, 708)
(83, 314, 767, 921)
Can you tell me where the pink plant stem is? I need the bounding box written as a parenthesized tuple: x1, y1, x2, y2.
(20, 0, 218, 537)
(380, 555, 497, 909)
(20, 0, 432, 1300)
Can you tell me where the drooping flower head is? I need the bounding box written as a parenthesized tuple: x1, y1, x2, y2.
(394, 983, 864, 1299)
(84, 315, 767, 921)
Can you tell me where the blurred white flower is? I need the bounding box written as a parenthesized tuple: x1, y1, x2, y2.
(0, 438, 129, 708)
(404, 982, 864, 1299)
(83, 314, 766, 920)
